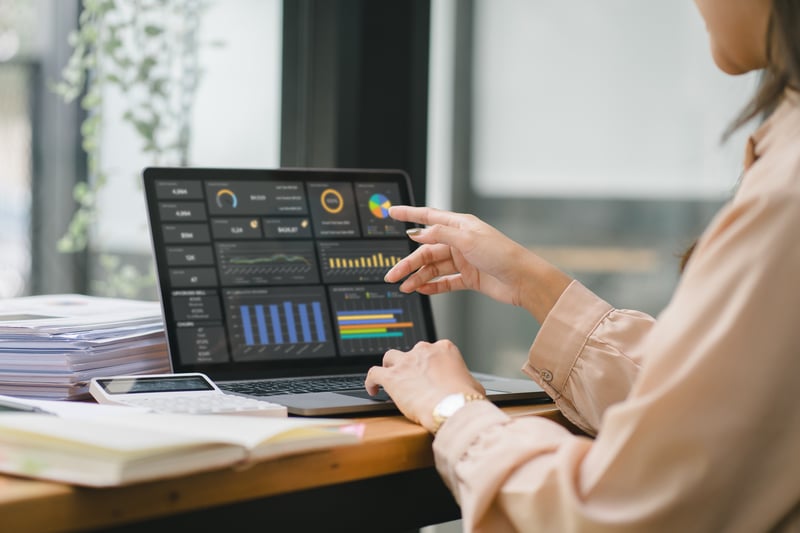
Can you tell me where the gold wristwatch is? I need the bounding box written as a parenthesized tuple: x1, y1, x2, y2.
(431, 392, 487, 434)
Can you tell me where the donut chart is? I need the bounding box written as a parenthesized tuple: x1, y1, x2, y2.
(320, 188, 344, 214)
(368, 193, 391, 219)
(216, 188, 238, 208)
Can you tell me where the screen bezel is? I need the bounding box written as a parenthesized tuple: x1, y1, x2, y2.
(142, 166, 437, 382)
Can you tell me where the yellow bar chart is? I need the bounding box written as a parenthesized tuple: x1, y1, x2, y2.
(318, 240, 411, 283)
(327, 252, 401, 270)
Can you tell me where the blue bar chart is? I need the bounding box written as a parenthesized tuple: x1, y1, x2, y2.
(239, 301, 327, 345)
(223, 286, 336, 361)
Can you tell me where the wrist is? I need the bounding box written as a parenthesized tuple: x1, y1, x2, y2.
(430, 392, 487, 435)
(518, 257, 572, 323)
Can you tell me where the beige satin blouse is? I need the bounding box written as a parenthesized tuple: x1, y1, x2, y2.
(433, 90, 800, 532)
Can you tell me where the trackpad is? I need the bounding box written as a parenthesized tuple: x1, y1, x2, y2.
(340, 389, 392, 402)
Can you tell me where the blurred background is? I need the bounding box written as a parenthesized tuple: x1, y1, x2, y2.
(0, 0, 757, 433)
(0, 0, 758, 358)
(0, 0, 760, 528)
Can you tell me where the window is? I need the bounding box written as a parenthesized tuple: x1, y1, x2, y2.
(0, 63, 31, 298)
(471, 0, 758, 198)
(14, 0, 429, 301)
(88, 0, 284, 297)
(0, 0, 36, 298)
(426, 0, 759, 378)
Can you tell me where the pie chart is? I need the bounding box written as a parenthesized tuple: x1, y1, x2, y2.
(368, 194, 392, 219)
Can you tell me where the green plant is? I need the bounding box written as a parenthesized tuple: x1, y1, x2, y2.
(53, 0, 213, 297)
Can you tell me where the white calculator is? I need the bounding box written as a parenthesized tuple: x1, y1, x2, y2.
(89, 372, 288, 417)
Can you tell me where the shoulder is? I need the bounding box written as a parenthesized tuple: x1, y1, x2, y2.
(740, 93, 800, 199)
(693, 175, 800, 277)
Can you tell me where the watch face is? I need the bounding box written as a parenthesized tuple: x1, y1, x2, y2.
(435, 393, 467, 418)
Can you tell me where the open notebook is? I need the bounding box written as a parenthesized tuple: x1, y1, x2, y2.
(142, 167, 547, 415)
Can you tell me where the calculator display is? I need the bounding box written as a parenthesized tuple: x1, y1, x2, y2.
(95, 375, 215, 394)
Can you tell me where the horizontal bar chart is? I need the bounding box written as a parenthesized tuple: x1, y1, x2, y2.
(336, 308, 411, 340)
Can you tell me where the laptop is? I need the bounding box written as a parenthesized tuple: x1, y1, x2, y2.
(142, 166, 548, 415)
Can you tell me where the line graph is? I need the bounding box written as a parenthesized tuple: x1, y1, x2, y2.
(216, 241, 319, 285)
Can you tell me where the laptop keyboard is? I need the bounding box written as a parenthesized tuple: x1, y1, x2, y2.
(219, 375, 368, 396)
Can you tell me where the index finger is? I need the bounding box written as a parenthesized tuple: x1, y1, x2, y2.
(391, 206, 483, 256)
(389, 205, 467, 228)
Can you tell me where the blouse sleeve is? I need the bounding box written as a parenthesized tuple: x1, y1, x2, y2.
(522, 280, 655, 434)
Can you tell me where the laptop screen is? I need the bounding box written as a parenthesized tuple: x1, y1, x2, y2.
(143, 167, 436, 381)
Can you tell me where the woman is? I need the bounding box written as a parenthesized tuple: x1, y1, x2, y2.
(365, 0, 800, 530)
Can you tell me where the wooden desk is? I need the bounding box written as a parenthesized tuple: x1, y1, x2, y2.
(0, 403, 575, 533)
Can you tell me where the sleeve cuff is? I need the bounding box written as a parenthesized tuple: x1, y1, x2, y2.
(522, 280, 613, 397)
(433, 400, 511, 496)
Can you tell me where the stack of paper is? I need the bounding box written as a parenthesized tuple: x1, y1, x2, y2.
(0, 294, 170, 400)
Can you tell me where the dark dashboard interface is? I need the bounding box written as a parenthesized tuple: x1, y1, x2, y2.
(144, 168, 435, 377)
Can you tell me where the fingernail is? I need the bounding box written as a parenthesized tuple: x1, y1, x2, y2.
(406, 228, 422, 236)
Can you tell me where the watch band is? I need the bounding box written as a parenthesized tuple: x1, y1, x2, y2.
(431, 392, 487, 434)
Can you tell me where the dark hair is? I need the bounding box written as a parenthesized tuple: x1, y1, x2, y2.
(681, 0, 800, 272)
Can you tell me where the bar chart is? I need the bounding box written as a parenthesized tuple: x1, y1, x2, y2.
(329, 285, 429, 356)
(336, 308, 412, 340)
(317, 240, 411, 283)
(223, 287, 336, 361)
